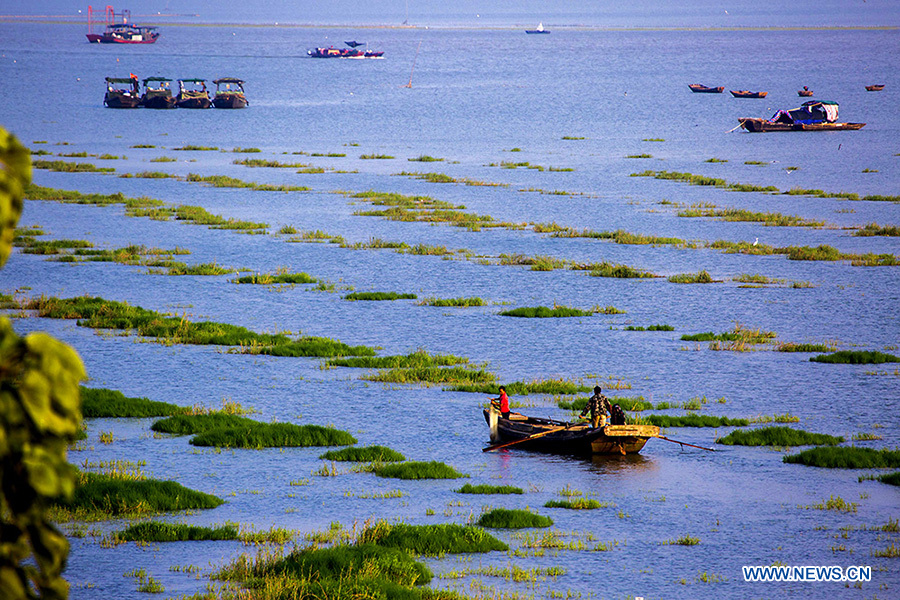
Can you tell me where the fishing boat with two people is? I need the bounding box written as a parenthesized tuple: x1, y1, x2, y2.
(139, 77, 176, 109)
(738, 100, 865, 132)
(211, 78, 249, 109)
(103, 75, 141, 108)
(176, 79, 211, 109)
(86, 6, 159, 44)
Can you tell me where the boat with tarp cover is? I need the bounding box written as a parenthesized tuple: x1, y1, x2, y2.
(739, 100, 865, 132)
(176, 79, 211, 109)
(212, 78, 248, 109)
(104, 76, 140, 108)
(483, 409, 659, 455)
(139, 77, 176, 109)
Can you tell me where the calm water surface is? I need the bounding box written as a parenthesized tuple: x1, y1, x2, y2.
(0, 22, 898, 600)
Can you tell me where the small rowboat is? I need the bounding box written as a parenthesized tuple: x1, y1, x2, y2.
(798, 87, 813, 97)
(731, 90, 767, 98)
(483, 409, 659, 455)
(739, 119, 865, 132)
(865, 84, 885, 91)
(688, 84, 724, 93)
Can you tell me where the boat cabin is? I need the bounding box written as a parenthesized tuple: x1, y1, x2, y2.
(772, 100, 839, 125)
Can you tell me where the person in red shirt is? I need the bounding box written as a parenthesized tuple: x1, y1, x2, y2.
(491, 386, 510, 419)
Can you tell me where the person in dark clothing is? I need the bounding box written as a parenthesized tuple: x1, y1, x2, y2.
(490, 386, 510, 419)
(580, 386, 611, 428)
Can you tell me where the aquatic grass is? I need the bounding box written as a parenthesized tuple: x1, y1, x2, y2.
(417, 297, 486, 308)
(874, 472, 900, 486)
(681, 324, 775, 345)
(717, 426, 844, 446)
(232, 271, 317, 285)
(408, 155, 444, 162)
(154, 261, 236, 276)
(455, 483, 524, 495)
(624, 324, 674, 331)
(373, 461, 466, 480)
(626, 154, 653, 159)
(232, 147, 262, 153)
(361, 365, 495, 385)
(632, 170, 778, 194)
(544, 499, 606, 510)
(704, 158, 728, 163)
(499, 305, 594, 318)
(318, 446, 405, 462)
(643, 414, 749, 427)
(597, 229, 685, 246)
(811, 350, 900, 364)
(184, 173, 309, 192)
(680, 207, 825, 228)
(477, 509, 553, 529)
(805, 495, 859, 513)
(668, 270, 715, 284)
(130, 144, 156, 148)
(661, 535, 701, 546)
(190, 423, 357, 448)
(81, 387, 187, 418)
(59, 472, 224, 518)
(360, 522, 507, 555)
(446, 379, 593, 395)
(360, 154, 395, 159)
(115, 522, 239, 542)
(777, 342, 836, 353)
(854, 223, 900, 237)
(151, 413, 256, 435)
(173, 145, 219, 151)
(17, 238, 93, 254)
(583, 261, 657, 279)
(19, 295, 374, 357)
(327, 350, 470, 369)
(343, 291, 417, 301)
(233, 158, 310, 168)
(32, 159, 115, 173)
(783, 447, 900, 468)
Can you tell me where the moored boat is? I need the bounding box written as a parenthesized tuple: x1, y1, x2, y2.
(86, 6, 159, 44)
(104, 76, 141, 108)
(739, 100, 865, 132)
(176, 79, 211, 109)
(865, 84, 885, 91)
(139, 77, 176, 109)
(525, 22, 550, 34)
(483, 409, 659, 455)
(688, 84, 724, 93)
(212, 78, 248, 109)
(731, 90, 767, 98)
(308, 43, 383, 58)
(798, 86, 813, 97)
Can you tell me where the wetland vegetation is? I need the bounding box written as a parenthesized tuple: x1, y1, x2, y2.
(477, 509, 553, 529)
(81, 387, 187, 418)
(716, 426, 844, 446)
(783, 447, 900, 468)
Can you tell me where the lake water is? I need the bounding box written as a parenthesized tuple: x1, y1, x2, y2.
(0, 20, 898, 600)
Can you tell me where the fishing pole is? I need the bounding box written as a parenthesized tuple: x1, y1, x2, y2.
(655, 435, 716, 452)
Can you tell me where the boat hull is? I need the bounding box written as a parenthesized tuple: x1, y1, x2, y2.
(213, 94, 248, 109)
(483, 410, 658, 455)
(731, 90, 767, 98)
(739, 118, 866, 133)
(104, 92, 141, 108)
(176, 96, 211, 109)
(688, 84, 724, 93)
(140, 94, 176, 109)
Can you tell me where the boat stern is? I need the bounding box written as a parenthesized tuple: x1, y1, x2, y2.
(591, 424, 659, 455)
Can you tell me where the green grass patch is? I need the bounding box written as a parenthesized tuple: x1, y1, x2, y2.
(343, 291, 417, 301)
(455, 483, 524, 495)
(32, 160, 114, 173)
(500, 305, 594, 318)
(360, 154, 395, 159)
(811, 350, 900, 364)
(477, 509, 553, 529)
(784, 447, 900, 468)
(584, 261, 657, 278)
(185, 173, 309, 192)
(116, 521, 238, 542)
(373, 461, 466, 480)
(19, 295, 373, 357)
(597, 230, 684, 245)
(642, 414, 749, 427)
(680, 207, 824, 228)
(361, 365, 495, 385)
(418, 297, 486, 307)
(361, 522, 507, 555)
(232, 147, 262, 153)
(544, 499, 605, 510)
(854, 223, 900, 237)
(777, 342, 836, 353)
(173, 145, 219, 151)
(681, 324, 775, 345)
(318, 446, 405, 462)
(233, 158, 309, 168)
(447, 379, 592, 395)
(717, 426, 844, 446)
(626, 154, 653, 159)
(668, 270, 714, 284)
(16, 238, 93, 255)
(232, 272, 317, 285)
(327, 350, 470, 369)
(625, 324, 674, 331)
(149, 156, 177, 163)
(60, 472, 223, 518)
(151, 413, 256, 435)
(81, 387, 187, 418)
(190, 423, 357, 448)
(875, 472, 900, 486)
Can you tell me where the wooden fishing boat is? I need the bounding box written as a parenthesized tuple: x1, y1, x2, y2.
(482, 409, 659, 455)
(212, 78, 248, 109)
(139, 77, 176, 109)
(176, 79, 211, 109)
(104, 76, 141, 108)
(731, 90, 767, 98)
(688, 84, 724, 93)
(738, 100, 864, 132)
(865, 84, 885, 91)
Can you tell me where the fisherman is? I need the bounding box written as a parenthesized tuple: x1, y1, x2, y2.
(490, 385, 510, 420)
(580, 386, 611, 429)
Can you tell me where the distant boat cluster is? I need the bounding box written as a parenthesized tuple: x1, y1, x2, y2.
(307, 42, 384, 59)
(104, 77, 248, 109)
(86, 5, 158, 44)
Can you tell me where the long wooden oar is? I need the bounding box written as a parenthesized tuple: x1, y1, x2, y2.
(483, 424, 569, 453)
(656, 435, 716, 452)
